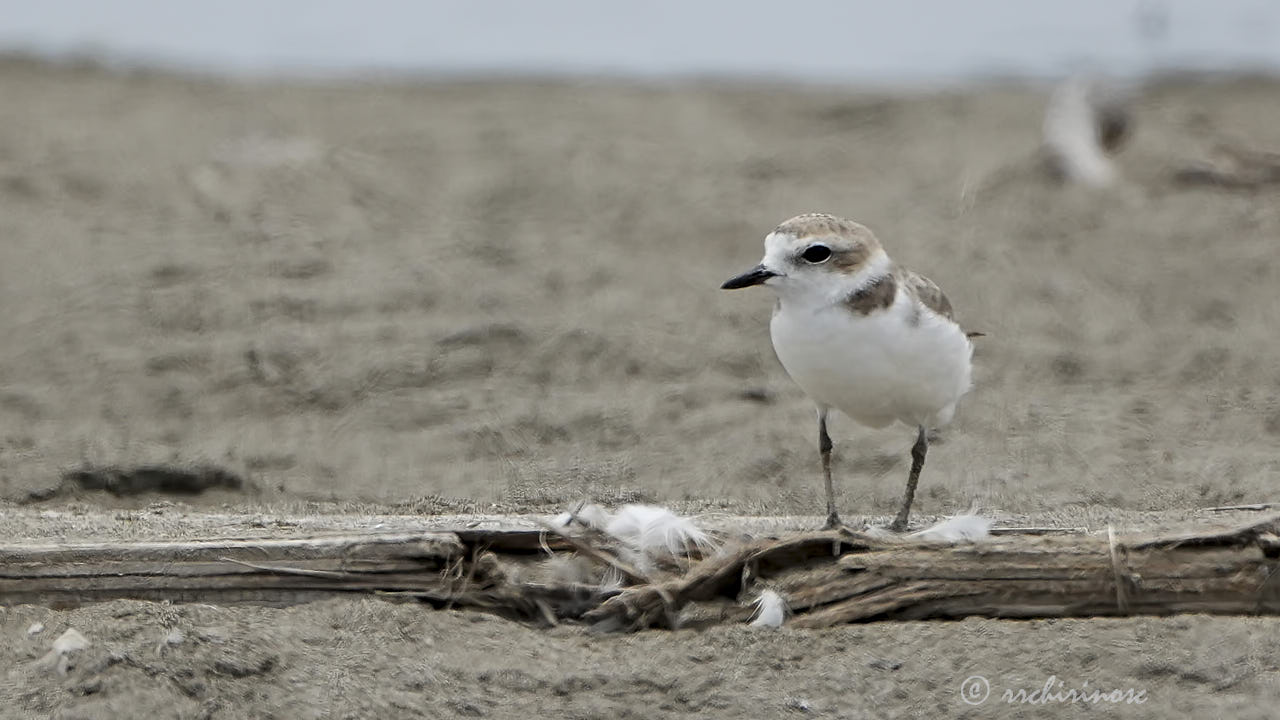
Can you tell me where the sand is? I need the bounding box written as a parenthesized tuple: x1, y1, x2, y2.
(2, 58, 1280, 717)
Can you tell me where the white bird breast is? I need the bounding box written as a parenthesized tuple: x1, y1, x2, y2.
(769, 293, 973, 429)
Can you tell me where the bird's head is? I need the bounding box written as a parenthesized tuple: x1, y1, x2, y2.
(721, 213, 889, 301)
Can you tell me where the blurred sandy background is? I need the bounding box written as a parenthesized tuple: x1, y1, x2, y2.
(2, 60, 1279, 523)
(3, 3, 1280, 716)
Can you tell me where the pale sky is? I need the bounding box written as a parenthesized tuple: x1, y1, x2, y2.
(0, 0, 1276, 83)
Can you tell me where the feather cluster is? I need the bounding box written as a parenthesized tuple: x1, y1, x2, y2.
(605, 504, 714, 558)
(911, 513, 994, 543)
(547, 502, 715, 585)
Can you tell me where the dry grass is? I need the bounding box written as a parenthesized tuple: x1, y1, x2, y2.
(1, 61, 1279, 525)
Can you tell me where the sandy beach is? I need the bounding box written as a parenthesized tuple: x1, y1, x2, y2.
(2, 59, 1280, 717)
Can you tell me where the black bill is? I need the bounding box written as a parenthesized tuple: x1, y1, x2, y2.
(720, 265, 777, 290)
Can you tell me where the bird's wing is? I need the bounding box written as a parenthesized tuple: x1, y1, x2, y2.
(901, 270, 954, 321)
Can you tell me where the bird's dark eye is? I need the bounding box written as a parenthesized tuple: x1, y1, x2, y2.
(801, 245, 832, 264)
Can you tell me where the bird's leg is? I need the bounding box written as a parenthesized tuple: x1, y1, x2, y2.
(891, 425, 928, 533)
(818, 409, 840, 529)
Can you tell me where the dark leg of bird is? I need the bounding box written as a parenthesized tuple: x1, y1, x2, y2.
(891, 425, 928, 533)
(819, 410, 840, 529)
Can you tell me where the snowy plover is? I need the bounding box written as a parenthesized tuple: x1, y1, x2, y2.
(722, 213, 976, 531)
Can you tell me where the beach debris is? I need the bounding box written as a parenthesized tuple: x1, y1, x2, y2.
(552, 501, 611, 531)
(7, 514, 1280, 632)
(784, 697, 815, 713)
(1173, 143, 1280, 189)
(868, 656, 904, 671)
(26, 622, 44, 636)
(749, 589, 789, 629)
(554, 502, 713, 558)
(52, 628, 90, 654)
(912, 514, 994, 542)
(34, 628, 90, 675)
(547, 502, 716, 587)
(606, 504, 714, 559)
(156, 627, 186, 654)
(58, 464, 245, 497)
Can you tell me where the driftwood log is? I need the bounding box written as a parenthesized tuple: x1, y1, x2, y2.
(0, 529, 602, 617)
(1173, 143, 1280, 189)
(585, 515, 1280, 630)
(3, 515, 1279, 630)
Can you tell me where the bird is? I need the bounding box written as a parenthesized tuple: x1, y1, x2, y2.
(1041, 74, 1134, 188)
(721, 213, 976, 531)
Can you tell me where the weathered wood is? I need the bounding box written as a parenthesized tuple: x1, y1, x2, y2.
(782, 534, 1280, 627)
(0, 531, 465, 564)
(0, 528, 626, 620)
(581, 531, 886, 629)
(1173, 143, 1280, 189)
(584, 515, 1280, 630)
(453, 528, 574, 553)
(0, 532, 465, 607)
(4, 515, 1280, 629)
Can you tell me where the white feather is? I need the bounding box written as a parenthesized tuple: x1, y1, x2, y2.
(605, 504, 713, 558)
(596, 566, 626, 592)
(35, 628, 90, 675)
(549, 503, 712, 586)
(912, 514, 993, 543)
(51, 628, 90, 654)
(749, 590, 788, 629)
